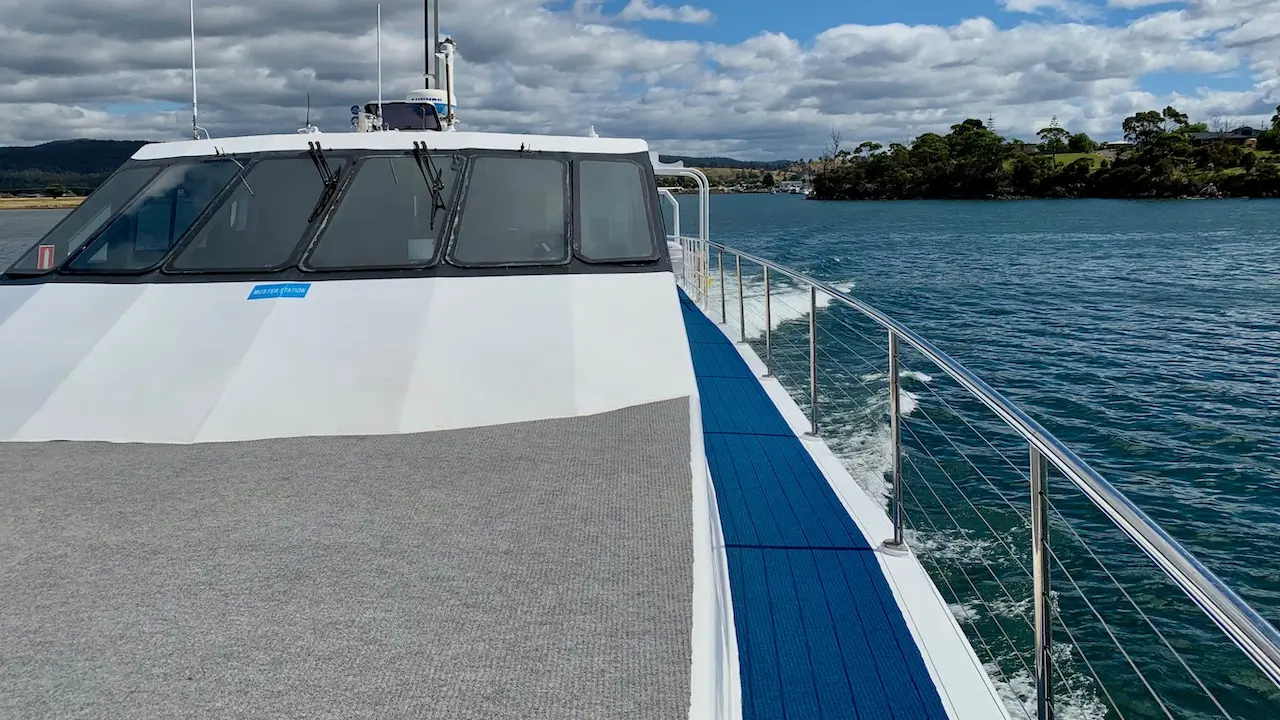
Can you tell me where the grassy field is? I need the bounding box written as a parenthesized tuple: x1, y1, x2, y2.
(1049, 152, 1106, 167)
(1035, 148, 1272, 169)
(0, 196, 83, 210)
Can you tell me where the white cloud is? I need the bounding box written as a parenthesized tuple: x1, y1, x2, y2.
(0, 0, 1275, 158)
(616, 1, 715, 25)
(1001, 0, 1098, 19)
(1107, 0, 1180, 8)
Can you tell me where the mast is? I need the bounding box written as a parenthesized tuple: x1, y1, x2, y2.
(190, 0, 199, 139)
(377, 4, 383, 119)
(434, 0, 441, 89)
(424, 0, 433, 89)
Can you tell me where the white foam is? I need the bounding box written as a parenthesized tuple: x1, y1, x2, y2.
(950, 602, 982, 624)
(821, 380, 920, 511)
(987, 666, 1108, 720)
(902, 369, 934, 383)
(726, 275, 856, 340)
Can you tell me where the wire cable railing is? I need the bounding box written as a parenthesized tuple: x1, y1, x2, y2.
(668, 231, 1280, 719)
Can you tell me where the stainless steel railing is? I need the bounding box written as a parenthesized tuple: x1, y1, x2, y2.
(670, 233, 1280, 719)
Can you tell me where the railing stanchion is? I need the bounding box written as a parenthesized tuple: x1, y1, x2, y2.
(808, 285, 819, 436)
(1031, 445, 1054, 720)
(683, 238, 690, 291)
(698, 239, 706, 307)
(718, 247, 726, 324)
(736, 255, 745, 343)
(886, 331, 905, 549)
(702, 238, 709, 308)
(763, 266, 773, 377)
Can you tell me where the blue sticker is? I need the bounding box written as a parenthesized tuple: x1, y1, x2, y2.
(248, 283, 311, 300)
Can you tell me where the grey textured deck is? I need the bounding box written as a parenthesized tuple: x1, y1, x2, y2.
(0, 398, 693, 719)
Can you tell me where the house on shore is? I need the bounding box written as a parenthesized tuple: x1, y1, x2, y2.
(1185, 126, 1260, 147)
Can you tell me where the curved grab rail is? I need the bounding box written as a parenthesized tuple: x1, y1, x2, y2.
(705, 239, 1280, 692)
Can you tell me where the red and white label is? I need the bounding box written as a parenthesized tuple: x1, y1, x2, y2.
(36, 245, 56, 270)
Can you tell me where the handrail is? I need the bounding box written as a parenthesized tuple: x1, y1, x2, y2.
(702, 238, 1280, 694)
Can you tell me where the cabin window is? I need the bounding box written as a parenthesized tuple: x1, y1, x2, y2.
(64, 161, 238, 273)
(450, 156, 569, 266)
(305, 154, 459, 269)
(376, 103, 443, 132)
(5, 166, 160, 274)
(576, 160, 657, 262)
(171, 158, 344, 271)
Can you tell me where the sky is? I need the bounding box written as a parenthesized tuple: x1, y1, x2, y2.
(0, 0, 1277, 159)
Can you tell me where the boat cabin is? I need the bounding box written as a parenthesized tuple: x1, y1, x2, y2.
(2, 132, 668, 282)
(0, 127, 1016, 720)
(360, 100, 444, 132)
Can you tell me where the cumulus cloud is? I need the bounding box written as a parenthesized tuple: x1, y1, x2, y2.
(616, 0, 716, 25)
(0, 0, 1275, 158)
(1001, 0, 1098, 19)
(1107, 0, 1182, 8)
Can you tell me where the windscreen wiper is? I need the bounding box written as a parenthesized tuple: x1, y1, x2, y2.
(307, 141, 341, 222)
(214, 148, 254, 196)
(412, 141, 449, 230)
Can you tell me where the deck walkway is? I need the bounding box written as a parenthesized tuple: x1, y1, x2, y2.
(681, 291, 949, 720)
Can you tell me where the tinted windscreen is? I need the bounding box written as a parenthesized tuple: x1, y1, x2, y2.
(172, 158, 343, 271)
(578, 160, 656, 261)
(307, 155, 459, 269)
(66, 161, 237, 272)
(6, 166, 160, 274)
(451, 157, 568, 266)
(380, 103, 441, 131)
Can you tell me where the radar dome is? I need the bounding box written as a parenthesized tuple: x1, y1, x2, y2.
(405, 88, 454, 122)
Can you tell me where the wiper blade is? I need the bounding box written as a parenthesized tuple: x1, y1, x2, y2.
(214, 147, 254, 196)
(307, 141, 341, 222)
(412, 141, 449, 230)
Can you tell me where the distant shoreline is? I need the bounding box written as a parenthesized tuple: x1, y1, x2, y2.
(0, 197, 83, 210)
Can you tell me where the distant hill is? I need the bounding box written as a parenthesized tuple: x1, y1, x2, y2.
(0, 139, 149, 194)
(659, 155, 796, 171)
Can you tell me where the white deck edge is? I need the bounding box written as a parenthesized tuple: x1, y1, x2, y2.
(688, 380, 744, 720)
(690, 300, 1011, 720)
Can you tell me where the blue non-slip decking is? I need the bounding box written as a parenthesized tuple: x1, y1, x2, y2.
(680, 291, 948, 720)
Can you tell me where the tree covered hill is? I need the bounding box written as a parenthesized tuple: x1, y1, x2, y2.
(813, 105, 1280, 200)
(658, 155, 796, 171)
(0, 139, 149, 194)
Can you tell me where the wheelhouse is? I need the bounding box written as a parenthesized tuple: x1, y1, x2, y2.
(2, 133, 669, 283)
(362, 101, 443, 132)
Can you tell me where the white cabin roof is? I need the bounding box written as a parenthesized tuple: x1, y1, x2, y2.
(132, 131, 650, 161)
(0, 274, 691, 443)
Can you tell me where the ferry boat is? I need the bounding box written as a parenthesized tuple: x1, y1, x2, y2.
(2, 6, 1278, 719)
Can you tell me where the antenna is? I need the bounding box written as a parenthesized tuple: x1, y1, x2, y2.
(190, 0, 200, 139)
(298, 91, 320, 134)
(434, 0, 441, 90)
(377, 4, 383, 123)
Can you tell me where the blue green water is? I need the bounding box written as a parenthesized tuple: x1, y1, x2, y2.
(672, 195, 1280, 718)
(4, 200, 1280, 717)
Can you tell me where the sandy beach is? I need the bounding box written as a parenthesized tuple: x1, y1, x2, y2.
(0, 197, 83, 210)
